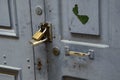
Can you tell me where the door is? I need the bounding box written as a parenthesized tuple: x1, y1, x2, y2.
(0, 0, 47, 80)
(45, 0, 120, 80)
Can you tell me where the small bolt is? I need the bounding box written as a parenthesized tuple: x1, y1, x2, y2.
(28, 65, 30, 69)
(27, 58, 30, 62)
(88, 49, 95, 60)
(3, 61, 7, 65)
(3, 55, 6, 59)
(49, 10, 52, 12)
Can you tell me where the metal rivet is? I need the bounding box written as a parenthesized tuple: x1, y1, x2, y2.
(53, 47, 60, 56)
(28, 65, 30, 69)
(3, 55, 6, 59)
(3, 61, 7, 65)
(27, 58, 30, 62)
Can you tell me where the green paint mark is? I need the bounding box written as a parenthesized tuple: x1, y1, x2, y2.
(72, 4, 78, 16)
(72, 4, 89, 25)
(77, 15, 89, 24)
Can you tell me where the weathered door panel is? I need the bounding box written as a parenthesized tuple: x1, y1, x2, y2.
(0, 0, 47, 80)
(30, 0, 48, 80)
(0, 0, 35, 80)
(45, 0, 120, 80)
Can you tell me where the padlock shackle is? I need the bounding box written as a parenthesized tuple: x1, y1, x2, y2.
(42, 28, 47, 33)
(30, 38, 47, 46)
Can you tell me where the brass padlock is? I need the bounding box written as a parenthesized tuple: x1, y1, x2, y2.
(29, 23, 52, 46)
(32, 28, 46, 41)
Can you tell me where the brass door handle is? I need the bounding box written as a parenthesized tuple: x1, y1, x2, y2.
(65, 46, 95, 60)
(68, 51, 90, 57)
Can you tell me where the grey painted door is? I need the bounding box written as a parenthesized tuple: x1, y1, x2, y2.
(0, 0, 47, 80)
(45, 0, 120, 80)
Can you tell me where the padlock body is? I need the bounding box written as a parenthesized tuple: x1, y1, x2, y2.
(32, 31, 44, 40)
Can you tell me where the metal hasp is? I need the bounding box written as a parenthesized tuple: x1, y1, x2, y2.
(30, 23, 52, 46)
(65, 46, 95, 60)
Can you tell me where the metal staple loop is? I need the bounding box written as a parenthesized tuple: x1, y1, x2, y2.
(30, 38, 47, 46)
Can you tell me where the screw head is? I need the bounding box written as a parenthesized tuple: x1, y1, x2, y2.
(28, 65, 30, 69)
(27, 58, 30, 62)
(3, 55, 6, 59)
(35, 6, 42, 15)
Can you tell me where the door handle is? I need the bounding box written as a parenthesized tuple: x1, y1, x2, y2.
(65, 46, 95, 60)
(30, 23, 52, 46)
